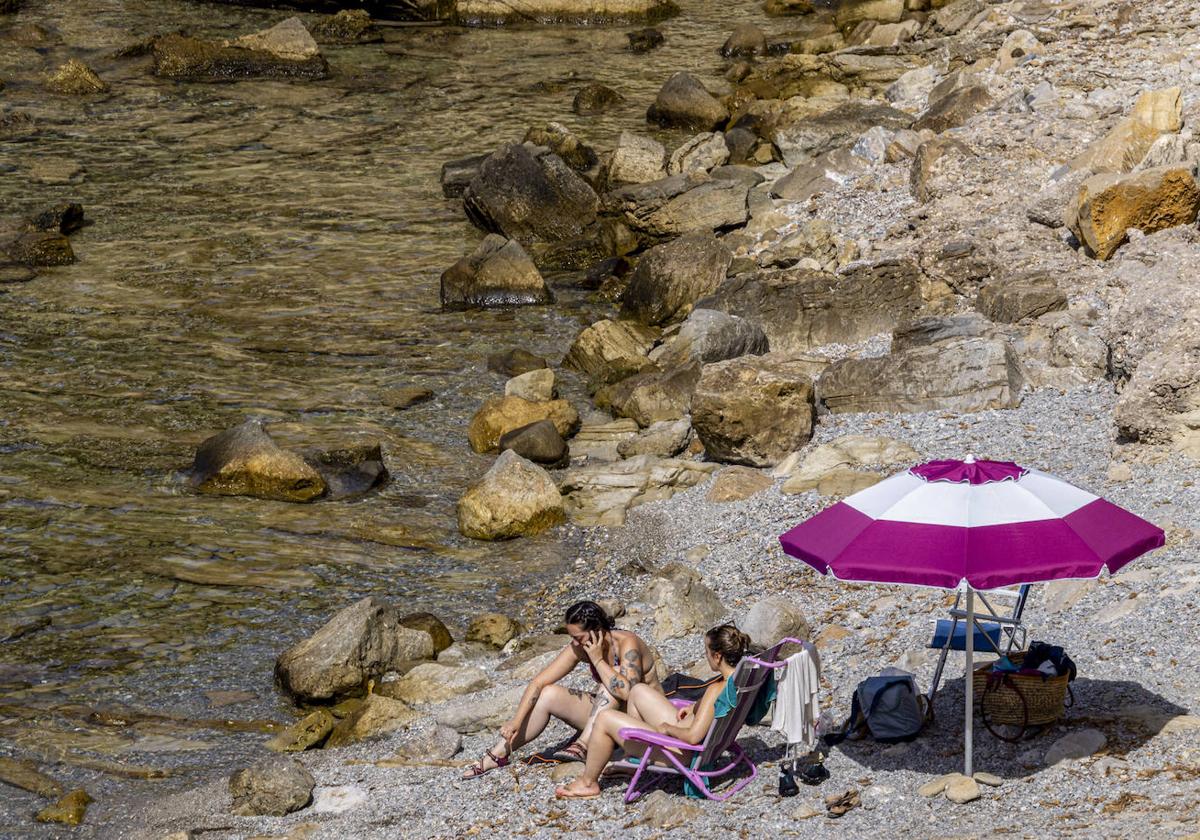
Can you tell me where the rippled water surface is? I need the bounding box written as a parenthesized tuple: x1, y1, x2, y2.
(0, 0, 835, 817)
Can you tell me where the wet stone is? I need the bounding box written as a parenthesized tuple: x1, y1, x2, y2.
(2, 231, 75, 267)
(36, 789, 93, 826)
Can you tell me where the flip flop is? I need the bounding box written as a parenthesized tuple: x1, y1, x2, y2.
(550, 742, 588, 763)
(555, 784, 601, 800)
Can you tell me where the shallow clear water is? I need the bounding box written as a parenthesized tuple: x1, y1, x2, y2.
(0, 0, 834, 818)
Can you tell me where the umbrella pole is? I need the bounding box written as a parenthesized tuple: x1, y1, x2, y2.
(964, 586, 974, 778)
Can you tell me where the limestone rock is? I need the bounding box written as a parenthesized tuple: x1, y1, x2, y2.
(608, 131, 667, 184)
(189, 419, 326, 503)
(265, 710, 336, 753)
(440, 235, 552, 309)
(465, 613, 522, 648)
(558, 456, 717, 525)
(607, 171, 751, 238)
(467, 396, 580, 453)
(649, 309, 769, 368)
(1071, 88, 1182, 175)
(436, 685, 524, 733)
(487, 348, 548, 376)
(600, 362, 701, 428)
(228, 757, 314, 817)
(569, 418, 640, 462)
(667, 133, 730, 176)
(918, 773, 962, 798)
(911, 137, 974, 203)
(524, 122, 598, 172)
(574, 83, 624, 116)
(310, 9, 381, 44)
(635, 789, 702, 828)
(721, 24, 767, 57)
(1045, 728, 1107, 765)
(642, 564, 725, 641)
(976, 274, 1067, 323)
(1113, 325, 1200, 454)
(617, 418, 692, 458)
(498, 419, 568, 465)
(325, 694, 419, 748)
(782, 435, 918, 495)
(945, 775, 981, 804)
(300, 441, 388, 501)
(275, 596, 434, 702)
(739, 596, 809, 650)
(462, 143, 600, 267)
(691, 355, 816, 467)
(441, 153, 488, 199)
(2, 230, 75, 267)
(0, 758, 63, 799)
(768, 100, 914, 168)
(152, 31, 329, 81)
(35, 790, 92, 826)
(390, 721, 463, 762)
(45, 60, 108, 94)
(1066, 166, 1200, 260)
(456, 449, 565, 539)
(647, 72, 729, 130)
(398, 613, 453, 655)
(1130, 87, 1184, 132)
(230, 16, 320, 58)
(563, 319, 659, 388)
(974, 772, 1002, 787)
(707, 466, 773, 502)
(382, 387, 434, 410)
(835, 0, 903, 31)
(505, 368, 556, 402)
(383, 663, 491, 706)
(620, 232, 733, 325)
(452, 0, 677, 25)
(914, 85, 992, 134)
(697, 259, 923, 353)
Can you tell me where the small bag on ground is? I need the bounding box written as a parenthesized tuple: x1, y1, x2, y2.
(824, 671, 926, 746)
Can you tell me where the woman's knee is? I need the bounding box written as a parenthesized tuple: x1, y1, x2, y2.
(629, 682, 656, 703)
(535, 683, 566, 709)
(595, 708, 620, 732)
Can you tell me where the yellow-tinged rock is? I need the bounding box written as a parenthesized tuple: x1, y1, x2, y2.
(45, 60, 108, 94)
(466, 395, 580, 453)
(1130, 87, 1183, 132)
(324, 694, 418, 748)
(264, 709, 336, 752)
(36, 789, 92, 826)
(1071, 88, 1183, 174)
(1066, 166, 1200, 260)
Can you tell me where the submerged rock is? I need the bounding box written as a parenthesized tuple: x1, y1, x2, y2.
(229, 757, 313, 817)
(151, 20, 329, 82)
(188, 420, 326, 503)
(1, 231, 75, 267)
(647, 72, 729, 130)
(301, 442, 388, 500)
(440, 234, 553, 309)
(35, 790, 92, 826)
(0, 758, 63, 799)
(453, 0, 679, 26)
(275, 596, 434, 702)
(573, 83, 624, 116)
(264, 709, 336, 753)
(456, 449, 566, 539)
(45, 60, 108, 95)
(310, 9, 382, 44)
(487, 348, 548, 376)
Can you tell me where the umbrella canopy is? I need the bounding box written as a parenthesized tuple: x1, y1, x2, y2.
(779, 456, 1166, 777)
(779, 457, 1165, 590)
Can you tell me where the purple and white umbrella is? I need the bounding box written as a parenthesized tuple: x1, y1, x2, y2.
(779, 456, 1165, 774)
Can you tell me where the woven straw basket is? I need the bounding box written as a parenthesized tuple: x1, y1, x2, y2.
(973, 651, 1070, 729)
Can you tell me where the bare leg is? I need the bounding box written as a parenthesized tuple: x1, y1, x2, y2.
(575, 686, 616, 748)
(558, 707, 670, 796)
(626, 682, 683, 725)
(465, 685, 591, 777)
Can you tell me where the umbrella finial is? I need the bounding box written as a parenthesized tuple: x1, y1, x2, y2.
(965, 453, 976, 464)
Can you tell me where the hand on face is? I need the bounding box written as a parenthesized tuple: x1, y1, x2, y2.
(581, 629, 606, 661)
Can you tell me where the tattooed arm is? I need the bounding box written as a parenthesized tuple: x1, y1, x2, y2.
(586, 640, 646, 702)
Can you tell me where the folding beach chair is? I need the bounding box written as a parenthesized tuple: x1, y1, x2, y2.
(612, 638, 800, 803)
(925, 584, 1031, 710)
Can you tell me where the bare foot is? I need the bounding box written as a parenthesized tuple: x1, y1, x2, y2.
(555, 778, 602, 799)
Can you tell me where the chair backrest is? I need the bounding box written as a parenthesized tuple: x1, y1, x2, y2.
(694, 647, 780, 767)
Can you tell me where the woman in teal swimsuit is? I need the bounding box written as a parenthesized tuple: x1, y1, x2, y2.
(555, 624, 751, 799)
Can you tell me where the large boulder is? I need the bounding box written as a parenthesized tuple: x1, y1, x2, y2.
(765, 99, 914, 167)
(608, 131, 668, 185)
(1113, 320, 1200, 456)
(562, 319, 659, 388)
(642, 564, 725, 641)
(649, 309, 769, 368)
(619, 232, 733, 326)
(382, 663, 491, 706)
(456, 450, 566, 539)
(617, 417, 692, 458)
(558, 456, 718, 525)
(738, 596, 810, 650)
(1070, 88, 1183, 175)
(976, 273, 1067, 323)
(228, 757, 314, 817)
(440, 235, 553, 309)
(606, 170, 751, 238)
(324, 694, 420, 748)
(398, 612, 453, 655)
(913, 85, 993, 133)
(817, 337, 1024, 414)
(691, 355, 816, 467)
(498, 419, 568, 465)
(1066, 166, 1200, 260)
(666, 133, 730, 176)
(188, 420, 326, 503)
(152, 19, 330, 81)
(697, 260, 923, 353)
(599, 362, 701, 427)
(647, 72, 729, 130)
(467, 395, 580, 453)
(781, 435, 919, 495)
(834, 0, 903, 30)
(275, 596, 434, 702)
(462, 143, 601, 267)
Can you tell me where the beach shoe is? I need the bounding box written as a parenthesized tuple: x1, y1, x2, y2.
(825, 788, 860, 818)
(461, 748, 509, 779)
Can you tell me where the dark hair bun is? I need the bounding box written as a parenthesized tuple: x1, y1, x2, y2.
(564, 600, 614, 633)
(705, 624, 751, 666)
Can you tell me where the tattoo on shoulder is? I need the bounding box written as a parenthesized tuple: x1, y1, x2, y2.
(624, 649, 642, 664)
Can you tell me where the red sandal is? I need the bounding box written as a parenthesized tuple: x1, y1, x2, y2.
(461, 747, 509, 780)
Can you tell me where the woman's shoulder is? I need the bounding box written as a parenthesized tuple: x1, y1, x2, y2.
(611, 628, 649, 647)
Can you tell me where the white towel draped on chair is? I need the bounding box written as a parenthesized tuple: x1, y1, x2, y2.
(770, 641, 821, 752)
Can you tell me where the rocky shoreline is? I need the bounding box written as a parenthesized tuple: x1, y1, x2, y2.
(5, 0, 1200, 836)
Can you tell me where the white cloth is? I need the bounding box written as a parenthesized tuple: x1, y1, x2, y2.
(771, 642, 821, 751)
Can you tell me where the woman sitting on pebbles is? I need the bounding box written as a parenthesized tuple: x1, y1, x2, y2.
(461, 600, 660, 779)
(554, 623, 752, 800)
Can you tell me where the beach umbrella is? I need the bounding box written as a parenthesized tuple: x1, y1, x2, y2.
(778, 456, 1165, 776)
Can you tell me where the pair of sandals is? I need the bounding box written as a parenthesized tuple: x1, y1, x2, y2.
(461, 741, 587, 780)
